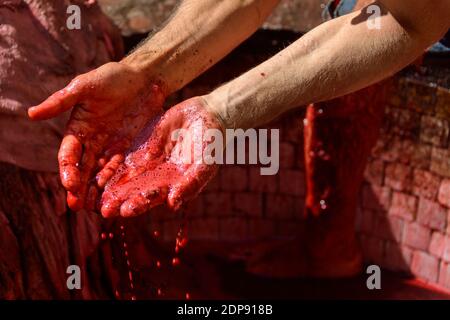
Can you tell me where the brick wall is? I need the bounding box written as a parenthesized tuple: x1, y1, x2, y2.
(356, 78, 450, 290)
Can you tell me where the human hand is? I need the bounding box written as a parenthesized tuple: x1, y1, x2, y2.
(100, 97, 223, 218)
(28, 62, 166, 211)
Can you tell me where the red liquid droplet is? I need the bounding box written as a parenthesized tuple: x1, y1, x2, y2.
(131, 295, 136, 300)
(156, 260, 161, 268)
(157, 288, 162, 296)
(100, 233, 107, 240)
(185, 292, 190, 300)
(109, 232, 114, 239)
(153, 230, 160, 238)
(120, 225, 124, 230)
(172, 257, 180, 266)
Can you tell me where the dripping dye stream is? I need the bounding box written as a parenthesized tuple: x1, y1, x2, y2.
(99, 215, 190, 300)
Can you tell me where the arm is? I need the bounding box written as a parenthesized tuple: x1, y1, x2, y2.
(123, 0, 281, 95)
(27, 0, 280, 211)
(203, 0, 450, 129)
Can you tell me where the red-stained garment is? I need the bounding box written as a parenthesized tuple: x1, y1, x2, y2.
(0, 0, 123, 172)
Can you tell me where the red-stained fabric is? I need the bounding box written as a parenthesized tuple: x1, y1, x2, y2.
(0, 0, 123, 172)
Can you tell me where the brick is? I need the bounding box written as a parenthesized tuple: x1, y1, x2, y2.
(438, 179, 450, 208)
(444, 236, 450, 262)
(411, 251, 439, 283)
(279, 170, 305, 196)
(374, 215, 404, 242)
(403, 79, 438, 114)
(376, 136, 403, 162)
(234, 193, 263, 217)
(431, 147, 450, 178)
(409, 143, 432, 169)
(279, 142, 296, 169)
(447, 211, 450, 235)
(384, 163, 412, 192)
(438, 261, 450, 289)
(203, 193, 232, 216)
(429, 232, 446, 257)
(412, 169, 441, 200)
(362, 184, 391, 212)
(416, 198, 447, 231)
(248, 219, 275, 240)
(266, 194, 299, 219)
(386, 108, 421, 140)
(403, 223, 431, 251)
(220, 166, 248, 192)
(249, 167, 278, 193)
(364, 159, 384, 186)
(435, 86, 450, 120)
(388, 192, 417, 221)
(420, 116, 449, 147)
(219, 217, 248, 241)
(187, 218, 220, 240)
(383, 241, 412, 272)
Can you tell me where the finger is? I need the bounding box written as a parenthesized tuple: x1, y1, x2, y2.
(28, 78, 85, 120)
(58, 135, 82, 192)
(77, 149, 98, 209)
(119, 188, 166, 218)
(67, 148, 97, 211)
(67, 191, 83, 212)
(96, 154, 125, 188)
(167, 164, 218, 211)
(100, 195, 122, 218)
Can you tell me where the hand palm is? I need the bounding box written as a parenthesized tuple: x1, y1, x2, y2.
(100, 98, 222, 218)
(29, 62, 165, 210)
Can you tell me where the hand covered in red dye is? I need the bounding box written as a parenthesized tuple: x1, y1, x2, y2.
(100, 97, 223, 218)
(28, 62, 166, 211)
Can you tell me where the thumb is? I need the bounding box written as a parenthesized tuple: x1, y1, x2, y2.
(28, 77, 85, 120)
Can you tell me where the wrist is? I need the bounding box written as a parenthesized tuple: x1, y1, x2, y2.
(120, 48, 171, 97)
(201, 93, 231, 132)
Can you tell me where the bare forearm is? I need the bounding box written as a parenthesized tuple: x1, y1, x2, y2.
(204, 1, 450, 129)
(122, 0, 280, 95)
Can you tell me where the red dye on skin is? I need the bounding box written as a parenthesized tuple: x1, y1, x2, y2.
(172, 257, 180, 266)
(100, 98, 221, 218)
